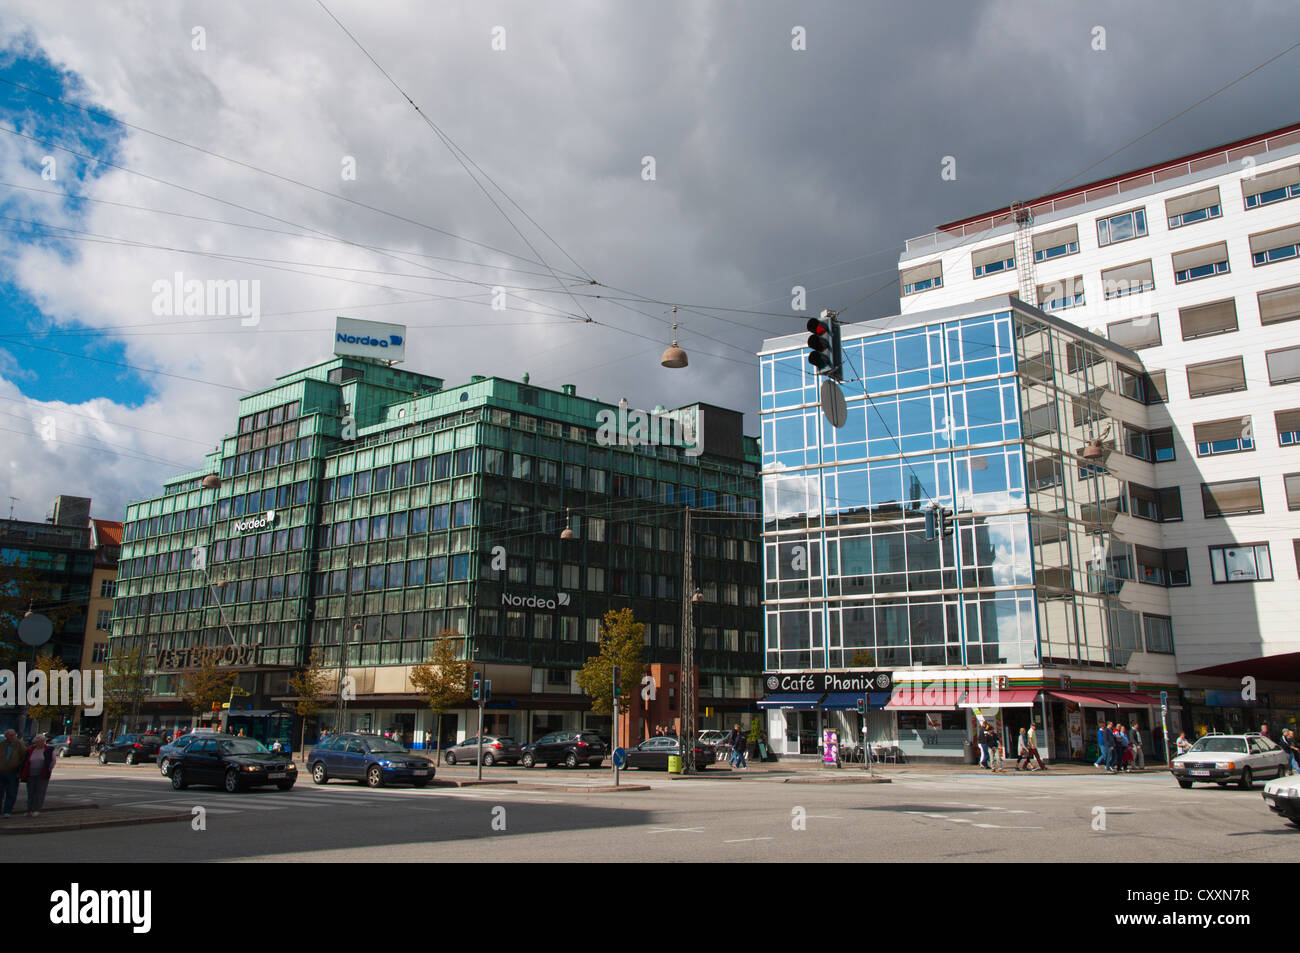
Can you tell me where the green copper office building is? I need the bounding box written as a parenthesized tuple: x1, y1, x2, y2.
(108, 328, 763, 749)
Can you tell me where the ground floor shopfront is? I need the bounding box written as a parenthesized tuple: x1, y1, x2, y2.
(759, 669, 1181, 764)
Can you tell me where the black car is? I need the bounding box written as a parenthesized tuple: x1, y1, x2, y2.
(49, 735, 93, 758)
(99, 734, 164, 765)
(168, 735, 297, 793)
(521, 730, 607, 769)
(623, 736, 714, 771)
(307, 732, 434, 787)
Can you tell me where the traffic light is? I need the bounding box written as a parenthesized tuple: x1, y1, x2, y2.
(484, 679, 492, 703)
(472, 674, 482, 703)
(856, 697, 865, 715)
(806, 310, 842, 381)
(924, 507, 938, 540)
(612, 665, 621, 694)
(938, 507, 954, 538)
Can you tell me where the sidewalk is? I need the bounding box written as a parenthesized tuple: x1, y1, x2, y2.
(0, 797, 190, 836)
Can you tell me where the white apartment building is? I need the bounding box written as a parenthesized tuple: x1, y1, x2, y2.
(898, 123, 1300, 735)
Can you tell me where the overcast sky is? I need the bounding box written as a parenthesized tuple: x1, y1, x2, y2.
(2, 0, 1299, 522)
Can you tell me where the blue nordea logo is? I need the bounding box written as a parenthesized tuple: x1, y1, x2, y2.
(337, 332, 403, 349)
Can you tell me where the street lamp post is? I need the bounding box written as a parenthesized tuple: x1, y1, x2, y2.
(680, 507, 704, 774)
(335, 557, 359, 735)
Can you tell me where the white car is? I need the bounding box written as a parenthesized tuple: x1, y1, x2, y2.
(1261, 774, 1300, 827)
(1169, 733, 1289, 789)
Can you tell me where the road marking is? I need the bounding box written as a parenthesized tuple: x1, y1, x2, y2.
(972, 823, 1043, 829)
(648, 827, 705, 834)
(723, 837, 772, 843)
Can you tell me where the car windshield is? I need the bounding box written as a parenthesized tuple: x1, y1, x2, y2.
(1190, 737, 1247, 754)
(219, 739, 271, 755)
(365, 738, 408, 753)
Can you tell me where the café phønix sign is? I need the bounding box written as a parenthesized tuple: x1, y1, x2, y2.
(334, 316, 406, 362)
(763, 671, 893, 694)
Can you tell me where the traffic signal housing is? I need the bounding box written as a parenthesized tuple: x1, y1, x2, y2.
(472, 674, 482, 703)
(856, 697, 865, 715)
(938, 507, 954, 538)
(806, 311, 842, 381)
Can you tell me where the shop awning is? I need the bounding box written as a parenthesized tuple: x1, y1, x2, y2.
(1046, 690, 1120, 708)
(959, 689, 1040, 709)
(757, 692, 825, 710)
(887, 685, 964, 710)
(820, 691, 892, 710)
(1098, 691, 1163, 706)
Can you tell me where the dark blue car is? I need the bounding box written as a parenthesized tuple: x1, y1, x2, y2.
(307, 732, 434, 788)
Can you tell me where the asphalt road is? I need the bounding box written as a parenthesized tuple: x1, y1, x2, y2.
(9, 760, 1296, 862)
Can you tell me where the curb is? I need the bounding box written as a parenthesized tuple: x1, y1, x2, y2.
(431, 779, 519, 788)
(514, 783, 652, 794)
(0, 810, 191, 836)
(783, 775, 892, 784)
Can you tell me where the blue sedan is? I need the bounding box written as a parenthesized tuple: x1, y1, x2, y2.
(307, 732, 435, 788)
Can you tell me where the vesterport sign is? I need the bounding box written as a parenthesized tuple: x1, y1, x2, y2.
(501, 591, 571, 610)
(334, 316, 406, 362)
(762, 671, 893, 694)
(232, 510, 276, 534)
(156, 643, 262, 671)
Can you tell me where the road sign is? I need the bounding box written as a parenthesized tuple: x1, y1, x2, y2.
(820, 379, 847, 428)
(613, 747, 628, 769)
(17, 612, 52, 646)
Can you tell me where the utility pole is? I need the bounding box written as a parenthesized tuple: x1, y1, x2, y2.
(680, 506, 697, 774)
(335, 557, 354, 734)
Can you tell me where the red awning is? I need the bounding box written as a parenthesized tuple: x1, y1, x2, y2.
(960, 689, 1040, 709)
(1098, 691, 1162, 706)
(1046, 690, 1118, 708)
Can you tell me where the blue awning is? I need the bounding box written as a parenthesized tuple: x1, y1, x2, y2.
(820, 691, 892, 710)
(757, 692, 825, 710)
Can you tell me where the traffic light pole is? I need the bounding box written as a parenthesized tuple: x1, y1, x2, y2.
(612, 669, 620, 788)
(476, 662, 485, 782)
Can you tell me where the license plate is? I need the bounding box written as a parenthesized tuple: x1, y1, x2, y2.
(1191, 770, 1210, 776)
(268, 772, 286, 780)
(413, 769, 428, 776)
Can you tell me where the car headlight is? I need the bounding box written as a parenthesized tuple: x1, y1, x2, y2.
(242, 765, 261, 772)
(1215, 762, 1234, 770)
(378, 760, 397, 768)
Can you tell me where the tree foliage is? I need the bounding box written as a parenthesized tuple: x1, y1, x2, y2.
(410, 632, 471, 763)
(103, 646, 149, 732)
(576, 608, 645, 716)
(23, 651, 74, 726)
(179, 660, 236, 716)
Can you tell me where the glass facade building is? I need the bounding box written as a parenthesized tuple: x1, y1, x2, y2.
(110, 355, 762, 745)
(760, 297, 1178, 760)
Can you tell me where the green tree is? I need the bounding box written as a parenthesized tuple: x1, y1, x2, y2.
(847, 649, 877, 668)
(23, 650, 74, 732)
(179, 660, 236, 722)
(410, 632, 471, 764)
(103, 646, 149, 735)
(0, 554, 82, 668)
(288, 650, 332, 758)
(576, 608, 645, 716)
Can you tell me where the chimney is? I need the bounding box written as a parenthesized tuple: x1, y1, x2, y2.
(52, 495, 92, 528)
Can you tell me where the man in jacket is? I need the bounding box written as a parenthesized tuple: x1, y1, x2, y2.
(1097, 722, 1114, 771)
(0, 729, 26, 818)
(1129, 721, 1144, 770)
(1025, 724, 1045, 771)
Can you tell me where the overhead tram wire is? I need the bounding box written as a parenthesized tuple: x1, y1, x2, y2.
(314, 0, 597, 327)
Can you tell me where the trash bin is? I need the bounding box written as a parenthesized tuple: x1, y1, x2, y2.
(668, 755, 682, 774)
(757, 741, 769, 762)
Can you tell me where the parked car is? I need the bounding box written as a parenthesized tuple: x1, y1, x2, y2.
(168, 735, 297, 793)
(1261, 773, 1300, 827)
(698, 730, 733, 761)
(157, 733, 210, 776)
(1170, 733, 1290, 789)
(521, 730, 606, 768)
(444, 735, 523, 766)
(623, 736, 715, 771)
(307, 732, 434, 788)
(98, 734, 164, 765)
(49, 735, 92, 758)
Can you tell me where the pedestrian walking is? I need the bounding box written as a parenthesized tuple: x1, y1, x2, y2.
(0, 728, 26, 819)
(19, 734, 54, 817)
(1016, 728, 1030, 770)
(1130, 721, 1145, 770)
(991, 738, 1006, 773)
(982, 724, 1000, 771)
(1280, 729, 1299, 774)
(1176, 731, 1193, 757)
(727, 724, 748, 769)
(1114, 724, 1130, 772)
(1026, 724, 1045, 770)
(975, 724, 989, 768)
(1097, 721, 1115, 772)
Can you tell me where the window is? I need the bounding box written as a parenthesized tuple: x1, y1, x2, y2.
(1102, 260, 1155, 300)
(1194, 417, 1253, 456)
(1135, 546, 1190, 587)
(1035, 275, 1085, 312)
(1117, 366, 1165, 404)
(1143, 615, 1174, 654)
(972, 242, 1015, 278)
(1277, 409, 1300, 446)
(95, 609, 112, 630)
(1242, 164, 1300, 208)
(1267, 345, 1300, 385)
(1186, 357, 1246, 398)
(901, 260, 942, 296)
(1125, 425, 1174, 462)
(1128, 483, 1182, 522)
(1209, 543, 1272, 583)
(1286, 473, 1300, 511)
(1201, 478, 1264, 518)
(99, 578, 116, 598)
(1097, 208, 1147, 246)
(1172, 242, 1230, 283)
(1107, 314, 1161, 350)
(92, 643, 109, 664)
(1178, 298, 1237, 339)
(1166, 185, 1222, 228)
(1258, 283, 1300, 326)
(1032, 224, 1079, 262)
(1250, 223, 1300, 266)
